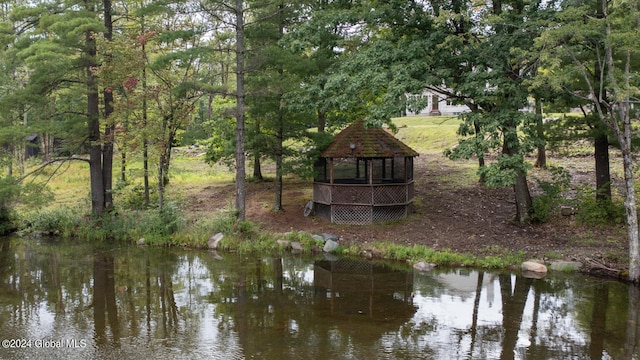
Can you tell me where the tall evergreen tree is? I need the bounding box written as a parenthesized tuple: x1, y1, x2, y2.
(10, 0, 111, 216)
(246, 1, 310, 211)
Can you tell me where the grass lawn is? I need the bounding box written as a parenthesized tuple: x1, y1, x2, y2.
(392, 116, 462, 154)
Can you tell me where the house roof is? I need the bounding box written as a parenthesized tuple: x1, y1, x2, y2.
(320, 121, 419, 158)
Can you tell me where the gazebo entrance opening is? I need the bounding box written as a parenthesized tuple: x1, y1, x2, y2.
(315, 156, 413, 185)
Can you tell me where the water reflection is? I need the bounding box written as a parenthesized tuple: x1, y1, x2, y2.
(313, 258, 416, 322)
(0, 237, 638, 359)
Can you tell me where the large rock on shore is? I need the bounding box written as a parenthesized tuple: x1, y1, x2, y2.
(208, 233, 224, 250)
(413, 261, 436, 273)
(323, 239, 339, 253)
(521, 261, 547, 278)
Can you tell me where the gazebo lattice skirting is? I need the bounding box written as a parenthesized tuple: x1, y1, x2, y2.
(313, 181, 415, 225)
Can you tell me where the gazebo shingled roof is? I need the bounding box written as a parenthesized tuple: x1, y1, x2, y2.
(321, 121, 419, 159)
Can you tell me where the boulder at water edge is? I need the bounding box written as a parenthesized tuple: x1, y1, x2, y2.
(291, 241, 304, 251)
(323, 239, 339, 253)
(413, 261, 436, 273)
(208, 233, 224, 250)
(521, 261, 547, 274)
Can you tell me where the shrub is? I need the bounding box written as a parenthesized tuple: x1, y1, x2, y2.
(0, 176, 24, 234)
(531, 166, 571, 223)
(21, 208, 81, 237)
(575, 186, 625, 226)
(117, 183, 157, 210)
(127, 203, 186, 244)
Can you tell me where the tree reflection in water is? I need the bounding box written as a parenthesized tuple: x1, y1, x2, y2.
(0, 239, 639, 359)
(92, 253, 119, 346)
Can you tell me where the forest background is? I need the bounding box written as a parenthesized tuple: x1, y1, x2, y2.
(0, 0, 638, 279)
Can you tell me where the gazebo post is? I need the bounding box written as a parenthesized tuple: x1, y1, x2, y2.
(329, 158, 334, 184)
(404, 157, 408, 182)
(391, 158, 395, 181)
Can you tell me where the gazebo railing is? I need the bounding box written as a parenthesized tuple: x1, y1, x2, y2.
(313, 181, 414, 206)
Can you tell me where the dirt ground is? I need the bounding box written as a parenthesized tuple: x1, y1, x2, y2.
(185, 153, 628, 276)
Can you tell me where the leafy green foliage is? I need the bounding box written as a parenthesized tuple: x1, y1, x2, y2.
(574, 186, 625, 227)
(204, 96, 237, 167)
(20, 207, 81, 237)
(0, 175, 53, 235)
(116, 183, 157, 210)
(0, 176, 21, 234)
(531, 166, 572, 223)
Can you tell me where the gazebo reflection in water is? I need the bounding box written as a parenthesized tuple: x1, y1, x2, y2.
(313, 257, 416, 325)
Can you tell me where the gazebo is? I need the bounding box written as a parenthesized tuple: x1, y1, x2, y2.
(313, 121, 419, 225)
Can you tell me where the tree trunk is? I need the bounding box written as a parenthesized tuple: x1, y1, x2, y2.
(503, 124, 532, 223)
(162, 121, 175, 187)
(234, 0, 246, 221)
(253, 121, 262, 180)
(273, 5, 284, 213)
(273, 117, 283, 212)
(102, 0, 114, 211)
(120, 116, 128, 183)
(121, 150, 126, 183)
(41, 132, 53, 163)
(158, 115, 169, 212)
(102, 115, 114, 210)
(594, 130, 611, 202)
(474, 119, 485, 183)
(143, 141, 150, 205)
(253, 155, 262, 180)
(86, 21, 104, 217)
(141, 41, 150, 206)
(622, 141, 639, 281)
(534, 96, 546, 168)
(158, 151, 164, 213)
(318, 109, 326, 132)
(513, 168, 532, 224)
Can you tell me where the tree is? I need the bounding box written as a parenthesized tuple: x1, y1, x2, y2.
(146, 28, 208, 211)
(532, 0, 614, 204)
(10, 0, 114, 216)
(282, 0, 360, 133)
(102, 0, 114, 210)
(538, 0, 640, 280)
(431, 0, 557, 223)
(85, 0, 106, 216)
(198, 0, 250, 219)
(233, 0, 246, 220)
(316, 0, 548, 223)
(246, 1, 310, 211)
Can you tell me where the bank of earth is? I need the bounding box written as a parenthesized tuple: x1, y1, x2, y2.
(185, 152, 627, 278)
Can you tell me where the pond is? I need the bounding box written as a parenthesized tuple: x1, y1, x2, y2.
(0, 237, 637, 359)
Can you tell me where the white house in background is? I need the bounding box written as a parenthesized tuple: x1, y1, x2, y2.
(406, 90, 470, 116)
